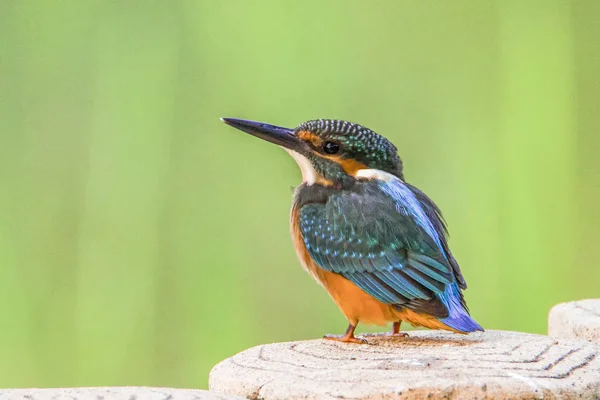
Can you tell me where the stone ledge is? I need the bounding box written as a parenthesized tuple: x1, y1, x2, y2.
(0, 387, 244, 400)
(209, 330, 600, 400)
(549, 299, 600, 342)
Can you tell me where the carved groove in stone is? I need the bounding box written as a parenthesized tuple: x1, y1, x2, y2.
(209, 330, 600, 399)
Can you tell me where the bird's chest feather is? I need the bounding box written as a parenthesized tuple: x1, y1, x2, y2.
(290, 204, 324, 282)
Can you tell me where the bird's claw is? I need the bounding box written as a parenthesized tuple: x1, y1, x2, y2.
(323, 334, 367, 344)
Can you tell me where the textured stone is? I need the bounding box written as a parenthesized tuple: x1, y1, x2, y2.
(549, 299, 600, 342)
(0, 387, 243, 400)
(209, 330, 600, 399)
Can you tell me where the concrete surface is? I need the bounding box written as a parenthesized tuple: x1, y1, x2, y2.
(0, 387, 244, 400)
(209, 330, 600, 399)
(549, 299, 600, 342)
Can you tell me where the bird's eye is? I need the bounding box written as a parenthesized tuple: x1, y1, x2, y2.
(323, 141, 340, 155)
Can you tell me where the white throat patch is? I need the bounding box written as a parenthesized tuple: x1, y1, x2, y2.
(284, 149, 317, 185)
(355, 169, 396, 182)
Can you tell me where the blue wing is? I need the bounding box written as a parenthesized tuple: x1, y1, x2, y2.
(299, 175, 482, 332)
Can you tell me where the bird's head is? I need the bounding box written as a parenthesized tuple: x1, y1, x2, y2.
(222, 118, 403, 187)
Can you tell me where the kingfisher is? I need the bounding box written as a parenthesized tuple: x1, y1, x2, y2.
(222, 117, 483, 343)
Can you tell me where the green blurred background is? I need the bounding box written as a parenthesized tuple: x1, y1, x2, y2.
(1, 0, 599, 390)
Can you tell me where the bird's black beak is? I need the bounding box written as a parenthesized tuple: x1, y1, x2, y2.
(221, 118, 303, 151)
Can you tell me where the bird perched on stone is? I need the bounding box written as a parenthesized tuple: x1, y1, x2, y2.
(222, 117, 483, 343)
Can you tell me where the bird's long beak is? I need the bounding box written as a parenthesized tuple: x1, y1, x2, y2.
(221, 118, 303, 151)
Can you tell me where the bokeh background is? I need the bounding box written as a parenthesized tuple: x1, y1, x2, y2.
(1, 0, 599, 390)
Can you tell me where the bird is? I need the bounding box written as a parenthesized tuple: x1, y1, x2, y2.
(222, 117, 483, 343)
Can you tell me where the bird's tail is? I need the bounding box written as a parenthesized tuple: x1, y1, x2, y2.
(438, 282, 483, 333)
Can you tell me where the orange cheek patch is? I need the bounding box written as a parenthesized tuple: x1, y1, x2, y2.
(312, 153, 369, 177)
(319, 154, 368, 176)
(337, 158, 369, 176)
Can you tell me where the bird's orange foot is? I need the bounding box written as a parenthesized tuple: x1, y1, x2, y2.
(391, 321, 409, 337)
(323, 323, 366, 344)
(323, 334, 367, 344)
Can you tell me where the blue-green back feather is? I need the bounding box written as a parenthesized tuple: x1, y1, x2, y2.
(298, 176, 482, 332)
